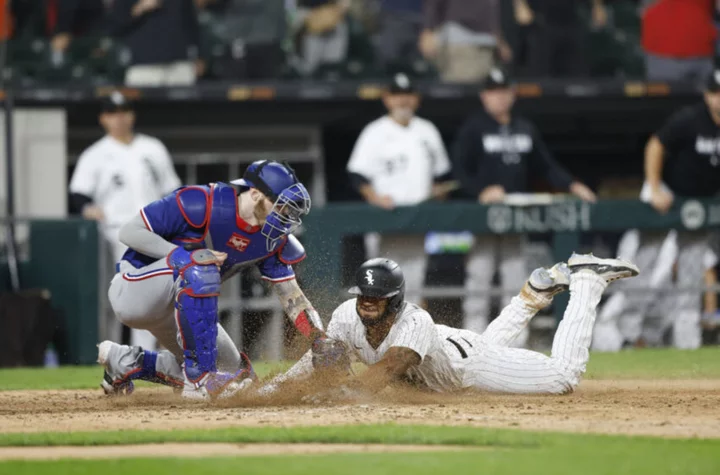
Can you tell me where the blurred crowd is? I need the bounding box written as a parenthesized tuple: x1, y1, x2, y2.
(3, 0, 720, 86)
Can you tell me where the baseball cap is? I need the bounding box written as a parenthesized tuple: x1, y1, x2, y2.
(388, 73, 417, 94)
(101, 91, 133, 113)
(481, 68, 514, 90)
(706, 70, 720, 92)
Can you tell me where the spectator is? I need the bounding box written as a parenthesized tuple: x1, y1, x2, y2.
(642, 0, 716, 81)
(513, 0, 607, 77)
(50, 0, 108, 56)
(347, 73, 453, 305)
(69, 91, 181, 349)
(289, 0, 350, 76)
(374, 0, 424, 70)
(452, 68, 596, 344)
(420, 0, 512, 83)
(110, 0, 202, 86)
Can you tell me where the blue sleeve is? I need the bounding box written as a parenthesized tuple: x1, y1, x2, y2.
(257, 254, 296, 282)
(140, 188, 200, 239)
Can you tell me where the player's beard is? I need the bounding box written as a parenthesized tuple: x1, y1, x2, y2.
(253, 200, 270, 224)
(357, 301, 395, 328)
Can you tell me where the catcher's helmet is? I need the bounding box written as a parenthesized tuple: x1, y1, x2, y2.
(231, 160, 311, 252)
(348, 258, 406, 318)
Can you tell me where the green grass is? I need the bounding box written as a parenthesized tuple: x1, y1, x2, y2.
(2, 347, 719, 391)
(0, 425, 718, 474)
(0, 362, 289, 391)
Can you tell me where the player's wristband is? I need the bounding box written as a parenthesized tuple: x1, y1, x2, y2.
(294, 308, 323, 338)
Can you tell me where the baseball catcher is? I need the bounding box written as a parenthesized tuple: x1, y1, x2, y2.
(97, 160, 339, 400)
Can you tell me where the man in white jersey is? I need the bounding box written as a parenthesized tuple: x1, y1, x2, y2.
(263, 254, 638, 396)
(69, 91, 181, 348)
(346, 73, 454, 304)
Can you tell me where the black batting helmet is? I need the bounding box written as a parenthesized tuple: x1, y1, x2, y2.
(348, 258, 406, 317)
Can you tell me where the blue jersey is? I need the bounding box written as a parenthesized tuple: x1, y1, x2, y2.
(122, 182, 305, 282)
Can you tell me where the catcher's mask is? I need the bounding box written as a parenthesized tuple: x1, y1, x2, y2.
(231, 160, 311, 252)
(348, 258, 405, 326)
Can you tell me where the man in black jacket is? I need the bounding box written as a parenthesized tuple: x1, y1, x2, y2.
(452, 68, 596, 344)
(111, 0, 200, 86)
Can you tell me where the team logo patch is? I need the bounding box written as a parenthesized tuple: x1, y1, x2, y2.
(365, 270, 375, 285)
(227, 233, 251, 252)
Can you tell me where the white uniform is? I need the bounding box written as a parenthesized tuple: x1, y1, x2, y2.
(69, 133, 181, 347)
(278, 270, 608, 394)
(347, 116, 451, 303)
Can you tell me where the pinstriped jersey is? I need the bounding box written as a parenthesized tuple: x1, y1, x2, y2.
(327, 299, 463, 392)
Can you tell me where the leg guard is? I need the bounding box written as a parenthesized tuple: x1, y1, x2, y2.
(168, 248, 222, 384)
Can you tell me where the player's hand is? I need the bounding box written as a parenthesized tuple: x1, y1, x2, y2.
(569, 182, 597, 203)
(514, 0, 535, 25)
(372, 195, 395, 211)
(479, 185, 506, 204)
(419, 29, 438, 59)
(311, 336, 351, 372)
(591, 2, 608, 29)
(649, 187, 673, 214)
(82, 205, 105, 222)
(209, 250, 228, 267)
(132, 0, 162, 17)
(497, 39, 513, 63)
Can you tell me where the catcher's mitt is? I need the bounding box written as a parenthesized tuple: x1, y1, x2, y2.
(311, 336, 351, 372)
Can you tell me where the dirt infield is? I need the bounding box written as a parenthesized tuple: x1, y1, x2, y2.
(1, 379, 719, 440)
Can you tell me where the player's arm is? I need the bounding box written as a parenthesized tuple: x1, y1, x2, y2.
(644, 136, 665, 192)
(155, 141, 182, 194)
(69, 149, 104, 220)
(347, 125, 394, 209)
(451, 117, 491, 198)
(272, 278, 325, 340)
(427, 122, 454, 200)
(118, 187, 207, 257)
(348, 346, 420, 394)
(527, 124, 596, 202)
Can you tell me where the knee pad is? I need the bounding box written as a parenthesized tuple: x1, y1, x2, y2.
(168, 248, 221, 383)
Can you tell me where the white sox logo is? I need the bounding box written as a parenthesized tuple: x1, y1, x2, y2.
(365, 270, 375, 285)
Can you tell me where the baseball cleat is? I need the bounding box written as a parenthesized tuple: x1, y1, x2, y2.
(528, 263, 571, 297)
(97, 340, 135, 396)
(181, 353, 257, 401)
(567, 253, 639, 283)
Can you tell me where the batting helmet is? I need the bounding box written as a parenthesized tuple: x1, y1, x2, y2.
(348, 258, 406, 320)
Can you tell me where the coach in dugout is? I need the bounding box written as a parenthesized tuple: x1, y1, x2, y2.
(618, 70, 720, 350)
(69, 91, 181, 349)
(452, 67, 596, 345)
(346, 73, 454, 306)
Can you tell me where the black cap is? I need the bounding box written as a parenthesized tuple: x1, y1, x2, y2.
(707, 70, 720, 92)
(388, 73, 417, 94)
(101, 91, 133, 113)
(481, 68, 514, 90)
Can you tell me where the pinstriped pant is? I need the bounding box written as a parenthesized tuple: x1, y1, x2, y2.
(448, 271, 607, 394)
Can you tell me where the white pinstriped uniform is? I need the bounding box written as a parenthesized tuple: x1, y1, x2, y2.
(326, 270, 607, 394)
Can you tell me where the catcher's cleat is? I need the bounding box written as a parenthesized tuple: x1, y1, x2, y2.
(97, 340, 135, 396)
(181, 353, 257, 401)
(568, 253, 639, 283)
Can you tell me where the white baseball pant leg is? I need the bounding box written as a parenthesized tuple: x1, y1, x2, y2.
(669, 232, 708, 349)
(109, 239, 157, 351)
(461, 270, 607, 394)
(106, 260, 244, 381)
(619, 232, 673, 343)
(591, 229, 639, 352)
(464, 235, 528, 346)
(377, 234, 427, 306)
